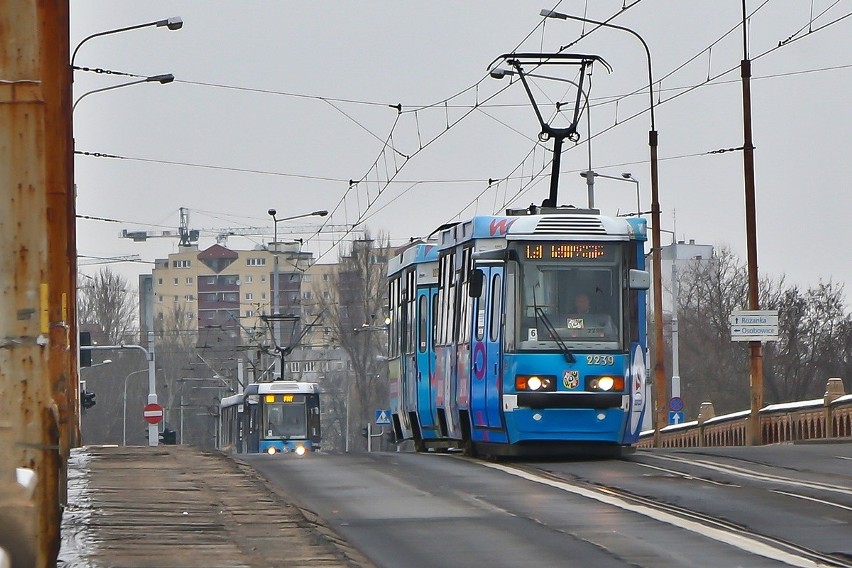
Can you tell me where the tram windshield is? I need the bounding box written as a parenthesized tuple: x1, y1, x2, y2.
(512, 242, 625, 351)
(263, 402, 307, 439)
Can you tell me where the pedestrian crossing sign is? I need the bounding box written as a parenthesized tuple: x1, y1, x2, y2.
(375, 409, 391, 425)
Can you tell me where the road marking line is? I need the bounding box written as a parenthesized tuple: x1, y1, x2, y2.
(634, 462, 741, 487)
(481, 461, 830, 568)
(770, 489, 852, 513)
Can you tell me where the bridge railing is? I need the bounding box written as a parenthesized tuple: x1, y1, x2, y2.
(638, 378, 852, 448)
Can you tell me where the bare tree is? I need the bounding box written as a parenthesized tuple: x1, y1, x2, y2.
(314, 233, 393, 450)
(764, 281, 852, 402)
(78, 267, 138, 344)
(675, 248, 852, 416)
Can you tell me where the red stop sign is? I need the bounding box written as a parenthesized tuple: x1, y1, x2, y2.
(143, 403, 164, 425)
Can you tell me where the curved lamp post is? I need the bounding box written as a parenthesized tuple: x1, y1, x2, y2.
(541, 8, 667, 446)
(72, 17, 182, 68)
(72, 73, 174, 114)
(267, 209, 328, 378)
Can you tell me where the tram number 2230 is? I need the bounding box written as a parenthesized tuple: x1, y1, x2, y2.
(586, 355, 614, 366)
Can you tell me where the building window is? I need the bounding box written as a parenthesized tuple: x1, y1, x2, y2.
(304, 361, 316, 372)
(261, 292, 267, 300)
(323, 291, 331, 300)
(246, 257, 266, 266)
(208, 277, 216, 285)
(302, 291, 312, 300)
(185, 295, 194, 302)
(187, 312, 194, 320)
(303, 275, 312, 282)
(245, 292, 253, 300)
(157, 278, 163, 285)
(323, 274, 329, 281)
(185, 277, 193, 285)
(174, 295, 179, 302)
(244, 275, 253, 283)
(158, 295, 163, 302)
(290, 361, 300, 373)
(260, 275, 267, 282)
(173, 260, 191, 268)
(174, 277, 179, 285)
(245, 310, 254, 317)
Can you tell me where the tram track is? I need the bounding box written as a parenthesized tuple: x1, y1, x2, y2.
(481, 460, 852, 568)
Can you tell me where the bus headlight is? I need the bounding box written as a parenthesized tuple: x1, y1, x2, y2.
(295, 445, 307, 456)
(266, 447, 277, 455)
(586, 375, 624, 392)
(515, 375, 556, 391)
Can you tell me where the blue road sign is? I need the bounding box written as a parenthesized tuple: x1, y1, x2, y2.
(668, 411, 685, 425)
(375, 409, 391, 425)
(669, 397, 684, 412)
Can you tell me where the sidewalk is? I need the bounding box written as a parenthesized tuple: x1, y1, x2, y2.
(58, 445, 373, 568)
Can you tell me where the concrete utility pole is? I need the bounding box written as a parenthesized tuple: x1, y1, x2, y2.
(1, 2, 73, 565)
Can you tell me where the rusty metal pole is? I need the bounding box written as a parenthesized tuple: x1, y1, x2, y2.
(741, 1, 763, 446)
(0, 1, 68, 564)
(42, 0, 76, 522)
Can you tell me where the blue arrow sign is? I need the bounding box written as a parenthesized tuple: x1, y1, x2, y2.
(668, 411, 685, 425)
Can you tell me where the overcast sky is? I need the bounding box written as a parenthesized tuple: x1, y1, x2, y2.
(71, 1, 852, 298)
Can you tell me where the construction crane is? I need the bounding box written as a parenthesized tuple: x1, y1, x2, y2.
(120, 207, 199, 248)
(213, 224, 360, 246)
(120, 207, 360, 248)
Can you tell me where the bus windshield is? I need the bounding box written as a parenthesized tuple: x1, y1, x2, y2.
(263, 403, 307, 439)
(513, 242, 624, 351)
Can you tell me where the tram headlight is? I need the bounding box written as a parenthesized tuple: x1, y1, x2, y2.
(266, 447, 277, 455)
(295, 445, 307, 456)
(515, 375, 556, 392)
(586, 375, 624, 392)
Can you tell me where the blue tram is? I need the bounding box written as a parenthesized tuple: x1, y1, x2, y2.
(219, 381, 321, 456)
(387, 206, 650, 457)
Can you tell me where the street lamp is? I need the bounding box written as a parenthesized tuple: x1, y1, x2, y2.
(71, 17, 183, 68)
(579, 171, 642, 217)
(541, 8, 667, 446)
(72, 74, 175, 114)
(123, 368, 148, 446)
(267, 208, 328, 378)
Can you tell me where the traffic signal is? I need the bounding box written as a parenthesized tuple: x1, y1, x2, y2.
(361, 426, 368, 438)
(79, 331, 92, 367)
(159, 428, 177, 445)
(81, 390, 96, 410)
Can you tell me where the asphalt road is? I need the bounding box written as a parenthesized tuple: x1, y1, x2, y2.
(245, 443, 852, 568)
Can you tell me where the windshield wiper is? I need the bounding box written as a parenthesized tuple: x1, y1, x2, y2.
(534, 306, 575, 363)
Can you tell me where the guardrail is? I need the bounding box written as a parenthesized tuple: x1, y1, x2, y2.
(638, 378, 852, 448)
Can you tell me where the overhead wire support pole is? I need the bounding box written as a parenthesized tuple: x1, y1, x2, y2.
(541, 9, 666, 446)
(741, 0, 763, 446)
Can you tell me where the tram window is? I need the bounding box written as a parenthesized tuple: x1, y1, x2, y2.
(489, 274, 502, 342)
(418, 295, 428, 352)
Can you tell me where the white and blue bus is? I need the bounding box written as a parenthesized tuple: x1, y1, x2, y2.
(387, 206, 650, 458)
(220, 381, 321, 456)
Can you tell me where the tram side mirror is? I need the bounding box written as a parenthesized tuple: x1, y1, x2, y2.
(469, 269, 484, 297)
(629, 269, 651, 290)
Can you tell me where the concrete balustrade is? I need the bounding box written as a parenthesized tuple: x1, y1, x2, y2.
(637, 377, 850, 448)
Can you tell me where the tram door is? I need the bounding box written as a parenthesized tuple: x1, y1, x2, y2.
(470, 265, 504, 431)
(416, 288, 436, 430)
